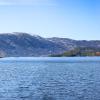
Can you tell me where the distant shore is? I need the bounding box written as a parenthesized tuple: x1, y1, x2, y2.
(50, 47, 100, 57)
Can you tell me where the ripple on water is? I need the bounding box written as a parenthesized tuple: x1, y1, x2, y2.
(0, 57, 100, 100)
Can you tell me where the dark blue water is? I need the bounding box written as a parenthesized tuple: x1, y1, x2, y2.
(0, 57, 100, 100)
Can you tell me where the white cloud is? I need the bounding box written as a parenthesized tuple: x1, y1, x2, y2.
(0, 0, 56, 6)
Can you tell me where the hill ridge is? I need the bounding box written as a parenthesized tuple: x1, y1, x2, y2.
(0, 33, 100, 57)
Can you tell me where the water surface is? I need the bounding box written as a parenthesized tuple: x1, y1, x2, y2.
(0, 57, 100, 100)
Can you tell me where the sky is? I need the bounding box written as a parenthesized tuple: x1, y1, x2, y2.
(0, 0, 100, 40)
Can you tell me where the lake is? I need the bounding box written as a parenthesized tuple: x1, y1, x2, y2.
(0, 57, 100, 100)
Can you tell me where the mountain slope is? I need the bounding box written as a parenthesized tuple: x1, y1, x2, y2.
(0, 33, 67, 57)
(0, 33, 100, 57)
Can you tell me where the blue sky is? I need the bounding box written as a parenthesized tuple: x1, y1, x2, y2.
(0, 0, 99, 40)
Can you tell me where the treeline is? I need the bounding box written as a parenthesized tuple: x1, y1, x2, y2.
(50, 47, 100, 57)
